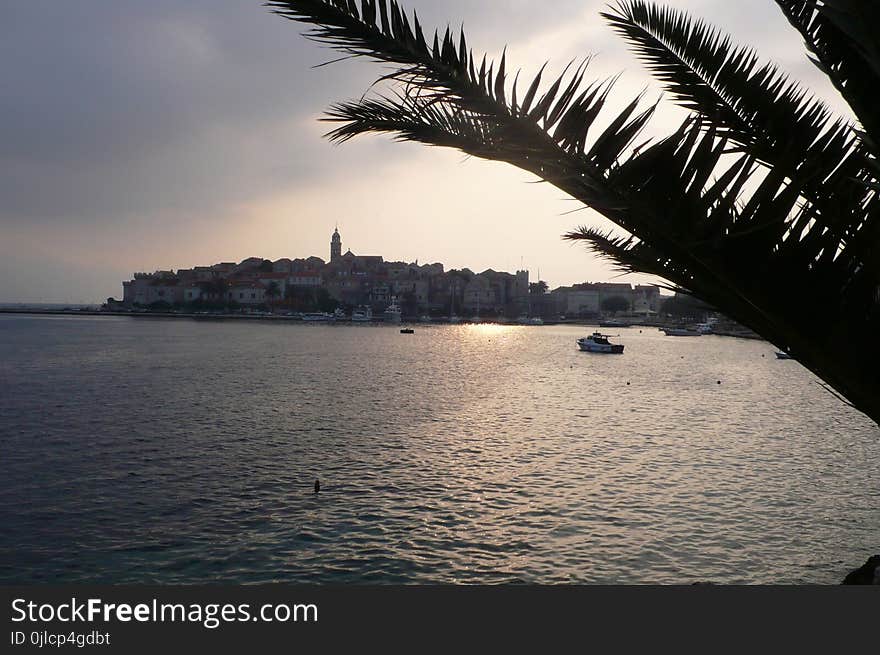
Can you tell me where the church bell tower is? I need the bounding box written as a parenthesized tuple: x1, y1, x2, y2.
(331, 227, 342, 262)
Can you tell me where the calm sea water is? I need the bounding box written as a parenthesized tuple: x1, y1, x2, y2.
(1, 314, 877, 584)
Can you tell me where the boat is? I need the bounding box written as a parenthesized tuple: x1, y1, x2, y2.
(516, 316, 544, 326)
(384, 302, 402, 324)
(599, 320, 631, 328)
(775, 351, 794, 360)
(400, 328, 415, 334)
(351, 306, 373, 322)
(301, 312, 335, 322)
(577, 332, 625, 354)
(334, 308, 347, 320)
(662, 327, 702, 337)
(419, 315, 433, 323)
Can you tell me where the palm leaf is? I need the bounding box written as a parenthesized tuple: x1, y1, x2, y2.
(774, 0, 880, 151)
(268, 0, 880, 425)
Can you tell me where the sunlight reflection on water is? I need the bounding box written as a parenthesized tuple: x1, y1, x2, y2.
(0, 315, 877, 584)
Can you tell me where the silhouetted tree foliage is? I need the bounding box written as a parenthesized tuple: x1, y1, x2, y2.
(285, 286, 339, 312)
(265, 281, 282, 304)
(529, 281, 549, 295)
(601, 295, 631, 314)
(268, 0, 880, 426)
(661, 295, 710, 320)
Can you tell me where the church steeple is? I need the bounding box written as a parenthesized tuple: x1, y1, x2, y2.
(331, 226, 342, 262)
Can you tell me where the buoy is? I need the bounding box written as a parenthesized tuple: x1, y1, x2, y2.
(314, 479, 320, 494)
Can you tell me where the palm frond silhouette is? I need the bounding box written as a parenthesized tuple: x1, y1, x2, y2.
(267, 0, 880, 426)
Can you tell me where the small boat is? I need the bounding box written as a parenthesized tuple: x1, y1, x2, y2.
(662, 327, 702, 337)
(599, 320, 631, 328)
(351, 306, 373, 322)
(400, 328, 415, 334)
(384, 303, 402, 324)
(577, 332, 625, 354)
(334, 308, 347, 320)
(448, 314, 462, 324)
(301, 312, 335, 322)
(517, 316, 544, 326)
(419, 315, 433, 323)
(775, 351, 794, 360)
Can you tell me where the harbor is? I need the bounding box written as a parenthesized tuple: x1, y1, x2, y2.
(1, 313, 874, 585)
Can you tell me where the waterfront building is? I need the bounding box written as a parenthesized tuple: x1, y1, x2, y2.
(550, 282, 662, 318)
(289, 271, 322, 288)
(227, 281, 267, 305)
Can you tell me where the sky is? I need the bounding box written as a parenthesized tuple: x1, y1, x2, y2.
(0, 0, 850, 303)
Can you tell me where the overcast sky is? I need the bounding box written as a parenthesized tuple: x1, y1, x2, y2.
(0, 1, 848, 303)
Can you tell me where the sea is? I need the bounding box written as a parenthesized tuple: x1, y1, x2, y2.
(1, 313, 877, 584)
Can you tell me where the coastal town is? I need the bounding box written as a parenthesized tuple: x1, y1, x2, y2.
(110, 227, 668, 322)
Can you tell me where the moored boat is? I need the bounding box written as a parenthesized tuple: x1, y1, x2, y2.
(301, 312, 335, 322)
(662, 327, 702, 337)
(384, 303, 402, 324)
(351, 306, 373, 322)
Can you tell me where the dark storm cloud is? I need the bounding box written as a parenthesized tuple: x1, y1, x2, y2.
(0, 1, 593, 226)
(1, 1, 367, 223)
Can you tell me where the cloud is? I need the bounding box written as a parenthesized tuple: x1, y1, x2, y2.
(0, 1, 859, 302)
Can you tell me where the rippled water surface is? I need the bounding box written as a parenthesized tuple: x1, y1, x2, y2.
(1, 314, 877, 584)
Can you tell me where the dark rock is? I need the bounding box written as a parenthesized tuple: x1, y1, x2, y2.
(842, 555, 880, 584)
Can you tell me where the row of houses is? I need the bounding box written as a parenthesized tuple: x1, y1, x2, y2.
(118, 228, 663, 316)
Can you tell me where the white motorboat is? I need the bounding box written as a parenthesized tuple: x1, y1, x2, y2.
(662, 327, 702, 337)
(384, 303, 402, 324)
(351, 306, 373, 322)
(577, 332, 625, 354)
(301, 312, 335, 322)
